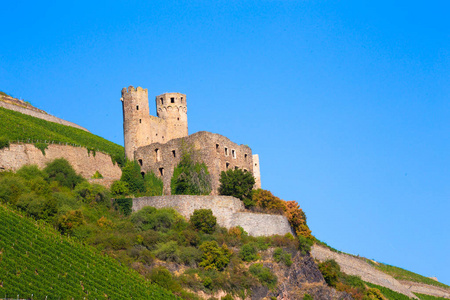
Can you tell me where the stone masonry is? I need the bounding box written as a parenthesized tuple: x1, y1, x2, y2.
(132, 195, 294, 237)
(121, 86, 262, 194)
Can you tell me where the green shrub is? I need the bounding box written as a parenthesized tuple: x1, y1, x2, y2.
(249, 263, 277, 289)
(35, 142, 48, 155)
(239, 243, 258, 262)
(273, 248, 292, 267)
(111, 180, 130, 196)
(91, 170, 103, 179)
(120, 160, 145, 194)
(16, 164, 47, 181)
(318, 259, 340, 287)
(154, 241, 181, 262)
(199, 241, 232, 271)
(144, 171, 164, 196)
(179, 246, 202, 266)
(149, 266, 182, 293)
(190, 209, 217, 234)
(131, 207, 184, 232)
(16, 192, 57, 220)
(218, 169, 255, 206)
(0, 136, 10, 149)
(0, 175, 29, 205)
(171, 149, 212, 195)
(221, 295, 233, 300)
(113, 197, 133, 216)
(44, 158, 85, 189)
(57, 209, 85, 235)
(298, 235, 314, 255)
(303, 294, 313, 300)
(74, 182, 111, 207)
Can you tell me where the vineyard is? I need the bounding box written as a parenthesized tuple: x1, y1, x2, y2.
(0, 106, 124, 163)
(0, 204, 178, 299)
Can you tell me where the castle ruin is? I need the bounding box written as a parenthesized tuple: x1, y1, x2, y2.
(121, 86, 261, 195)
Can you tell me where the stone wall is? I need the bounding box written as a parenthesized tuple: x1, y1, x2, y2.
(0, 97, 89, 132)
(132, 195, 294, 237)
(135, 131, 254, 195)
(400, 281, 450, 299)
(311, 245, 418, 298)
(0, 143, 121, 182)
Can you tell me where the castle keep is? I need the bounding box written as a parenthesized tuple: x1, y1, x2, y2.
(121, 86, 261, 195)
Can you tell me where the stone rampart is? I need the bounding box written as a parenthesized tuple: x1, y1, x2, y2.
(0, 143, 121, 182)
(0, 99, 89, 132)
(311, 245, 418, 298)
(132, 195, 294, 237)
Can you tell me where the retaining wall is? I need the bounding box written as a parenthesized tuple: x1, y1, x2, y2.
(0, 143, 121, 182)
(132, 195, 294, 237)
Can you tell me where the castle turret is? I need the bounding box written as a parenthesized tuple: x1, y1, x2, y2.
(121, 86, 151, 160)
(155, 93, 188, 141)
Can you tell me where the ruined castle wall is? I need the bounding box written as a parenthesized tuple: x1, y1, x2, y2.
(0, 99, 89, 132)
(132, 195, 293, 236)
(252, 154, 261, 189)
(230, 212, 294, 236)
(135, 131, 254, 195)
(0, 143, 121, 181)
(155, 93, 188, 141)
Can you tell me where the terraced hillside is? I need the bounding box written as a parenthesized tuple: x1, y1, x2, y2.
(0, 204, 178, 299)
(0, 106, 124, 164)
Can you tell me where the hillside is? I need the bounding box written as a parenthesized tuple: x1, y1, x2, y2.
(0, 203, 177, 299)
(0, 106, 124, 165)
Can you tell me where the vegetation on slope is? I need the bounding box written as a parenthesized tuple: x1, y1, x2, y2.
(0, 106, 124, 165)
(0, 204, 177, 299)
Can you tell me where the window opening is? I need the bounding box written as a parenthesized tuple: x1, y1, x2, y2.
(177, 117, 179, 120)
(159, 168, 164, 176)
(232, 150, 236, 159)
(138, 159, 143, 166)
(141, 172, 145, 178)
(226, 162, 230, 169)
(160, 97, 164, 105)
(172, 150, 176, 157)
(181, 97, 183, 103)
(136, 105, 139, 110)
(243, 169, 248, 172)
(155, 148, 161, 162)
(244, 154, 248, 161)
(225, 147, 228, 156)
(171, 97, 175, 103)
(139, 119, 141, 124)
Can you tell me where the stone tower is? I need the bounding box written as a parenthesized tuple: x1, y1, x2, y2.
(156, 93, 188, 140)
(121, 86, 151, 160)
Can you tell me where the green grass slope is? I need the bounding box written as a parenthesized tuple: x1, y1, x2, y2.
(0, 106, 124, 163)
(0, 204, 178, 299)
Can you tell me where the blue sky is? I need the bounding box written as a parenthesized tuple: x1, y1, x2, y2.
(1, 1, 449, 285)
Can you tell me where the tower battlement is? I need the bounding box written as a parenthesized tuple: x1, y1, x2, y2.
(121, 86, 148, 98)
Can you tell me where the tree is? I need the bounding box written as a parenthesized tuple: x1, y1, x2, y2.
(120, 160, 145, 194)
(190, 209, 217, 234)
(44, 158, 85, 189)
(218, 169, 255, 207)
(171, 150, 211, 195)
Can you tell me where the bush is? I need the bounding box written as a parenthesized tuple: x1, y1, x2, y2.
(199, 241, 232, 271)
(179, 246, 202, 266)
(249, 263, 277, 289)
(74, 182, 111, 207)
(44, 158, 85, 189)
(110, 180, 130, 196)
(0, 136, 10, 149)
(0, 175, 28, 205)
(171, 150, 212, 195)
(303, 294, 313, 300)
(16, 192, 57, 220)
(298, 235, 314, 255)
(16, 164, 47, 181)
(190, 209, 217, 234)
(318, 259, 341, 288)
(154, 241, 181, 262)
(218, 169, 255, 206)
(149, 266, 182, 292)
(91, 170, 103, 179)
(120, 160, 145, 194)
(113, 197, 133, 216)
(273, 248, 292, 267)
(252, 189, 286, 214)
(144, 171, 164, 196)
(131, 207, 184, 232)
(57, 210, 85, 235)
(239, 243, 258, 262)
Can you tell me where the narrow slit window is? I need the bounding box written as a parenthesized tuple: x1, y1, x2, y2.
(155, 148, 161, 162)
(225, 147, 228, 156)
(181, 97, 183, 103)
(244, 154, 248, 161)
(172, 150, 176, 157)
(136, 105, 139, 110)
(159, 168, 164, 176)
(226, 162, 230, 169)
(139, 119, 142, 123)
(138, 159, 143, 166)
(160, 97, 164, 105)
(171, 97, 175, 103)
(232, 150, 236, 159)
